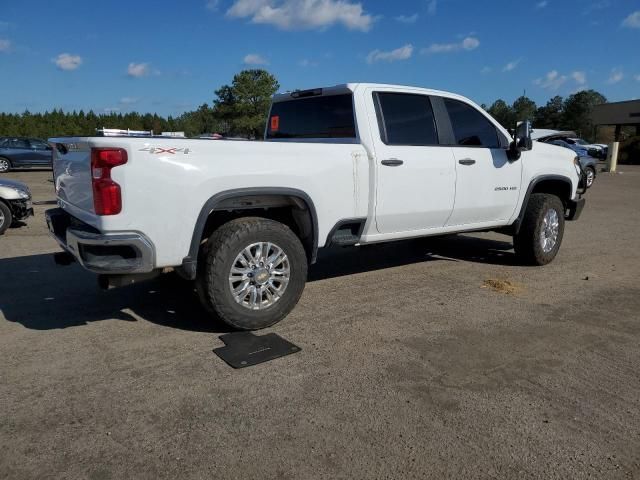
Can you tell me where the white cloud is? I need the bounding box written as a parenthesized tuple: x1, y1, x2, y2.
(502, 58, 521, 72)
(536, 1, 548, 8)
(206, 0, 220, 10)
(421, 36, 479, 54)
(571, 71, 586, 84)
(0, 38, 10, 53)
(367, 44, 413, 64)
(607, 68, 623, 84)
(622, 11, 640, 28)
(243, 53, 269, 65)
(426, 0, 437, 15)
(53, 53, 82, 71)
(227, 0, 374, 31)
(127, 62, 150, 77)
(534, 70, 567, 89)
(634, 74, 640, 82)
(395, 13, 418, 23)
(480, 66, 492, 74)
(583, 0, 610, 15)
(299, 58, 318, 67)
(119, 97, 139, 105)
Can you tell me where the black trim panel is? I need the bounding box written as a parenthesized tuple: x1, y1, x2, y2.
(325, 218, 367, 247)
(511, 175, 573, 234)
(181, 187, 319, 279)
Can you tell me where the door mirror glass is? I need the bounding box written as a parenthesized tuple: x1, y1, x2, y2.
(515, 120, 533, 151)
(508, 120, 532, 161)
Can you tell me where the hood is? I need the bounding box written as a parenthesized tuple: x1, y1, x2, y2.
(0, 178, 31, 200)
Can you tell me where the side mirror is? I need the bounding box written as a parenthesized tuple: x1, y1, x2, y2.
(507, 120, 533, 161)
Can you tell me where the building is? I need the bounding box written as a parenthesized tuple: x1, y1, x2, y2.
(591, 100, 640, 141)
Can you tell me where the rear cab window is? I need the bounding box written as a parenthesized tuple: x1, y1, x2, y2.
(266, 93, 356, 140)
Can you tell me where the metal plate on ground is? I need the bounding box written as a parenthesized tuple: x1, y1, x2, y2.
(213, 332, 301, 368)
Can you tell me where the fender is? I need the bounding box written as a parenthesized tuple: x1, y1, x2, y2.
(180, 187, 319, 279)
(511, 175, 573, 235)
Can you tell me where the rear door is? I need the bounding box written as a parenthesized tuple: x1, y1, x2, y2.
(28, 139, 53, 166)
(369, 90, 456, 233)
(440, 97, 521, 226)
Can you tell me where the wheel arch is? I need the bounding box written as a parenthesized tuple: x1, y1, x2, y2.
(180, 187, 319, 280)
(511, 175, 573, 235)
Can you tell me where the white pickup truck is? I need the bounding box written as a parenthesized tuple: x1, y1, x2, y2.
(46, 83, 587, 330)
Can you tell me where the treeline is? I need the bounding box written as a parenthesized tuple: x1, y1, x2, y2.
(484, 89, 607, 140)
(0, 69, 279, 139)
(0, 68, 609, 142)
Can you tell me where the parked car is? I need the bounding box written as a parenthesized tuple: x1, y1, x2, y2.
(550, 140, 597, 187)
(46, 83, 587, 330)
(565, 138, 607, 159)
(0, 178, 33, 234)
(0, 137, 53, 172)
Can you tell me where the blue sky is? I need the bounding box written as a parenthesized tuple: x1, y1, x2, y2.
(1, 0, 639, 116)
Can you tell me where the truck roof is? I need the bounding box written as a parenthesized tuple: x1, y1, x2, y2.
(272, 83, 470, 104)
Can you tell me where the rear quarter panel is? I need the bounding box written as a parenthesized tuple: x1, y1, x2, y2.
(51, 137, 369, 268)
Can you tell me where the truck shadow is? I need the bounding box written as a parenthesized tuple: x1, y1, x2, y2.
(0, 234, 515, 332)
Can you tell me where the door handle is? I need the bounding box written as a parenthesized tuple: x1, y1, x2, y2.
(381, 158, 404, 166)
(458, 158, 476, 166)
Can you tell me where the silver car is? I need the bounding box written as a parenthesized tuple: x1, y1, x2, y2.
(0, 178, 34, 235)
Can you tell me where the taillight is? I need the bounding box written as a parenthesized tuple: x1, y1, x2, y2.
(91, 148, 127, 215)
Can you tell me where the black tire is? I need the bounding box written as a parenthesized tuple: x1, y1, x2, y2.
(513, 193, 565, 266)
(585, 166, 596, 188)
(0, 157, 11, 173)
(196, 217, 308, 330)
(0, 201, 12, 235)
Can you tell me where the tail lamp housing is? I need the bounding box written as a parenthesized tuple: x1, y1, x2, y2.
(91, 148, 127, 215)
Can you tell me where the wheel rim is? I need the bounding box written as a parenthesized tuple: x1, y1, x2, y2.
(0, 158, 9, 172)
(228, 241, 291, 310)
(540, 208, 560, 253)
(0, 208, 4, 229)
(586, 170, 594, 187)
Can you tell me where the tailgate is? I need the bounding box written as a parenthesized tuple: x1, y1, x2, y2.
(49, 139, 94, 214)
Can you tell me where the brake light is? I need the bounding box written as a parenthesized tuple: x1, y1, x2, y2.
(91, 148, 127, 215)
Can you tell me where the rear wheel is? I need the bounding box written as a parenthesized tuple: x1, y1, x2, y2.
(0, 157, 11, 173)
(0, 201, 12, 235)
(513, 193, 565, 265)
(196, 217, 308, 330)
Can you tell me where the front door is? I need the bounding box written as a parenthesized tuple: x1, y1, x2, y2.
(441, 98, 522, 226)
(369, 90, 456, 234)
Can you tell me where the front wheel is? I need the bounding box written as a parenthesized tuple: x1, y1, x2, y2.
(196, 217, 308, 330)
(0, 201, 12, 235)
(0, 157, 11, 173)
(513, 193, 565, 266)
(585, 167, 595, 188)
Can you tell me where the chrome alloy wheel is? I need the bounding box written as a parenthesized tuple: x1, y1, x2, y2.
(0, 158, 9, 173)
(0, 208, 5, 229)
(586, 169, 595, 188)
(228, 242, 291, 310)
(540, 208, 560, 253)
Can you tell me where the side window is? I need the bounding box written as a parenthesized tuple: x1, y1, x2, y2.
(10, 138, 29, 149)
(444, 98, 500, 148)
(376, 92, 438, 146)
(29, 139, 49, 150)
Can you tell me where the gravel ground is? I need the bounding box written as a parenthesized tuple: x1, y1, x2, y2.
(1, 166, 639, 479)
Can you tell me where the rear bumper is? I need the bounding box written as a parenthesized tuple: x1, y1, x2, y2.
(45, 208, 155, 274)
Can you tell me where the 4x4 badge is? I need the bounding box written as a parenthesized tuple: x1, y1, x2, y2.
(138, 147, 191, 155)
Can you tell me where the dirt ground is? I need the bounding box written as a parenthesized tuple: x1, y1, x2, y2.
(1, 166, 639, 479)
